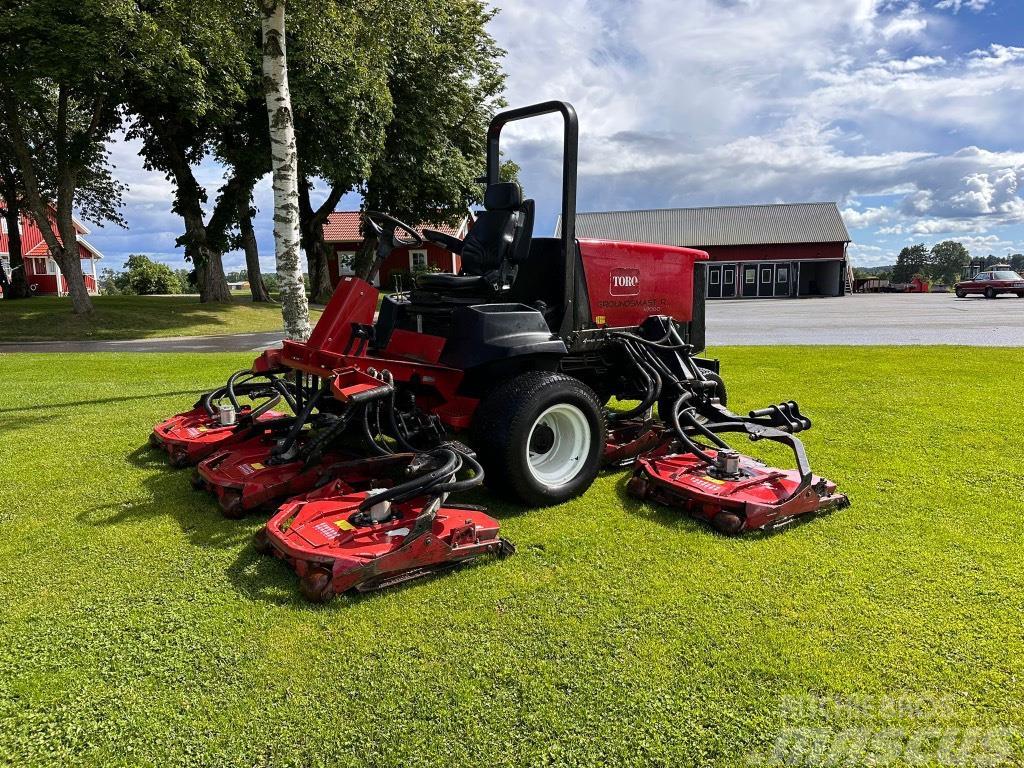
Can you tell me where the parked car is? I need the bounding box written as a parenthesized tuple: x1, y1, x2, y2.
(953, 270, 1024, 299)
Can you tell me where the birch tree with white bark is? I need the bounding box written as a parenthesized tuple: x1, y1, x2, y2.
(260, 0, 310, 341)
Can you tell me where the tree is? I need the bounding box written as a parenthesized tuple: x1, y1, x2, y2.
(0, 0, 133, 314)
(352, 0, 508, 278)
(124, 0, 258, 305)
(287, 1, 391, 303)
(892, 244, 929, 283)
(0, 134, 32, 300)
(261, 0, 310, 340)
(928, 240, 970, 285)
(1009, 254, 1024, 273)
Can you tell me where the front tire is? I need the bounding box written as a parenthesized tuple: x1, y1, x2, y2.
(473, 372, 606, 507)
(984, 287, 996, 299)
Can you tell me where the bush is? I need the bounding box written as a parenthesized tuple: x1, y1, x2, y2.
(103, 255, 184, 295)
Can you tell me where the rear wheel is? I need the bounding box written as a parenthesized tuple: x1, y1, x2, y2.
(984, 287, 996, 299)
(1017, 292, 1024, 298)
(473, 372, 605, 506)
(955, 288, 966, 298)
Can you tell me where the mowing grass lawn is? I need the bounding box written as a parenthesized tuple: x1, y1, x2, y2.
(0, 348, 1021, 767)
(0, 295, 322, 342)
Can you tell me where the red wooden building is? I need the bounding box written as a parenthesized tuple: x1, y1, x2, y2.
(0, 210, 102, 296)
(322, 211, 473, 290)
(569, 203, 852, 299)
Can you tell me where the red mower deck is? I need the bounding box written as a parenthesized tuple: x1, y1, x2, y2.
(151, 406, 286, 467)
(628, 449, 848, 534)
(256, 482, 512, 601)
(194, 434, 358, 518)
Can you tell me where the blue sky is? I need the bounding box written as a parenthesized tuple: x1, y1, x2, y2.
(89, 0, 1024, 270)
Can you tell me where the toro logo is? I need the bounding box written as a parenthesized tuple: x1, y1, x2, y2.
(609, 268, 640, 296)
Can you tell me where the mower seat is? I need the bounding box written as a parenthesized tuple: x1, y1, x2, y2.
(416, 182, 534, 295)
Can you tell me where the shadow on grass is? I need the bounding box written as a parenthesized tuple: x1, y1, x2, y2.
(611, 469, 840, 539)
(0, 296, 265, 342)
(0, 389, 204, 415)
(0, 410, 65, 436)
(77, 445, 256, 553)
(610, 472, 718, 536)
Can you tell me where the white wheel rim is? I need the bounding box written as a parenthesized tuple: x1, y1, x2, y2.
(526, 403, 591, 487)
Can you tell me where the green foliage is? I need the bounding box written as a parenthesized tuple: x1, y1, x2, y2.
(927, 240, 970, 284)
(892, 243, 928, 283)
(1, 348, 1022, 766)
(361, 0, 508, 226)
(102, 254, 183, 295)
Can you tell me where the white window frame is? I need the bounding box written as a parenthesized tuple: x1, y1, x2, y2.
(745, 268, 756, 284)
(409, 249, 428, 271)
(777, 267, 789, 283)
(336, 250, 356, 275)
(709, 270, 720, 285)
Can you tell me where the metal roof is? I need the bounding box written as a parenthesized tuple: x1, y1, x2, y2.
(559, 203, 850, 247)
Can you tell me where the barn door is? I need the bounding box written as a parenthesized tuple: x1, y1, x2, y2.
(742, 265, 758, 297)
(707, 264, 722, 298)
(721, 265, 736, 298)
(758, 264, 775, 297)
(774, 264, 790, 297)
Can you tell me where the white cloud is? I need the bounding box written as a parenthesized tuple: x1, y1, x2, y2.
(87, 1, 1024, 268)
(880, 4, 929, 38)
(935, 0, 992, 13)
(968, 44, 1024, 69)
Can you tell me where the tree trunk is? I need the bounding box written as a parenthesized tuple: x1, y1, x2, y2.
(49, 180, 95, 314)
(354, 235, 378, 285)
(298, 179, 342, 305)
(4, 98, 93, 313)
(262, 0, 310, 341)
(1, 197, 31, 299)
(179, 203, 231, 303)
(238, 195, 271, 302)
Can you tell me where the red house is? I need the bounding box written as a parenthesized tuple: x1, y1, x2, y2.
(322, 211, 473, 290)
(0, 210, 102, 296)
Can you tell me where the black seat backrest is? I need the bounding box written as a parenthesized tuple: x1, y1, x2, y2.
(461, 182, 534, 277)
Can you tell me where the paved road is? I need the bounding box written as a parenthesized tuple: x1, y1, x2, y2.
(2, 293, 1022, 352)
(0, 331, 284, 354)
(706, 292, 1024, 346)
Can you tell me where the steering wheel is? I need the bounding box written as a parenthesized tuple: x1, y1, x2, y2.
(363, 211, 424, 248)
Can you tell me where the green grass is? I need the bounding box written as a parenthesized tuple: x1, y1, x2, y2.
(0, 348, 1021, 767)
(0, 295, 322, 342)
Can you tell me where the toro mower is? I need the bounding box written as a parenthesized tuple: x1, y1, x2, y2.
(152, 100, 846, 599)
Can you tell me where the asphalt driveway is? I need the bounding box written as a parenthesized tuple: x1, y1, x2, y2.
(1, 292, 1021, 352)
(706, 292, 1024, 346)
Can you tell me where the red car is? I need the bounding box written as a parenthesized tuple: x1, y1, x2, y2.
(954, 269, 1024, 298)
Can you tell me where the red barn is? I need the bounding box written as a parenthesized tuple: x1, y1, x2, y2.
(322, 211, 473, 291)
(0, 210, 102, 296)
(568, 203, 852, 299)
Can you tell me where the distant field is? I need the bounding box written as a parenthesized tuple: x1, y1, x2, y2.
(0, 295, 322, 341)
(1, 347, 1021, 767)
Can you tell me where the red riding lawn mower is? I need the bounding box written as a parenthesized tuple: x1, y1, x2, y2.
(152, 101, 847, 601)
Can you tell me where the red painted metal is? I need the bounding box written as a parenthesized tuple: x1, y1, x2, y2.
(578, 238, 707, 326)
(701, 242, 845, 263)
(629, 449, 847, 533)
(150, 405, 286, 467)
(195, 435, 358, 516)
(384, 328, 446, 364)
(264, 483, 506, 598)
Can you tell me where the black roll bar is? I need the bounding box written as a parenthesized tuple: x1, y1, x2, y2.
(486, 100, 579, 336)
